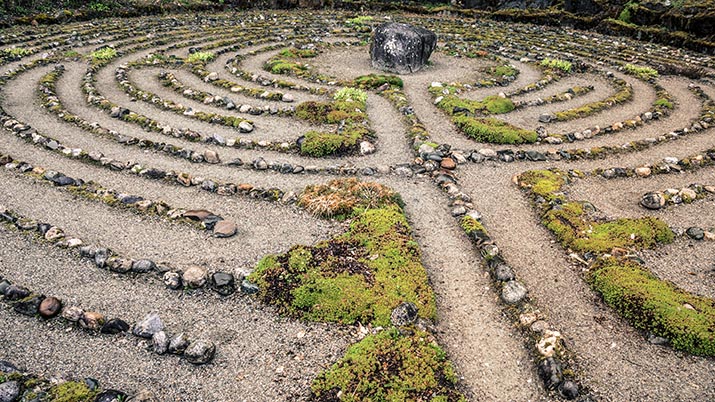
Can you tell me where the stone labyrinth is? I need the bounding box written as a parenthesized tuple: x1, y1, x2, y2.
(0, 9, 714, 402)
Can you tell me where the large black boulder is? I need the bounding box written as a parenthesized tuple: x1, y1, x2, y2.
(370, 22, 437, 74)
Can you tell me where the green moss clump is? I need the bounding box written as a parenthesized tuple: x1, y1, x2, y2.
(655, 98, 674, 109)
(540, 58, 573, 73)
(624, 63, 659, 80)
(295, 101, 334, 123)
(278, 47, 318, 59)
(345, 15, 374, 26)
(489, 64, 518, 78)
(353, 74, 403, 89)
(460, 215, 485, 236)
(48, 381, 97, 402)
(543, 202, 674, 253)
(300, 125, 367, 157)
(517, 169, 566, 199)
(483, 95, 515, 114)
(312, 328, 465, 401)
(452, 115, 537, 144)
(90, 47, 117, 61)
(248, 204, 435, 327)
(186, 51, 215, 64)
(333, 87, 368, 105)
(591, 261, 715, 356)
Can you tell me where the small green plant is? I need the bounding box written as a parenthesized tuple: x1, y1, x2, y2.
(333, 87, 368, 105)
(618, 1, 639, 24)
(345, 15, 374, 26)
(90, 47, 117, 61)
(186, 51, 215, 64)
(655, 98, 674, 109)
(353, 74, 403, 89)
(624, 63, 659, 80)
(1, 47, 30, 58)
(540, 58, 573, 73)
(489, 64, 518, 78)
(88, 1, 110, 12)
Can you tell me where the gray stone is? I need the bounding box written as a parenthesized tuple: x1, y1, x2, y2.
(168, 333, 190, 355)
(13, 294, 43, 316)
(94, 248, 110, 268)
(559, 380, 579, 400)
(131, 259, 156, 273)
(501, 280, 527, 304)
(686, 227, 704, 240)
(184, 340, 216, 365)
(152, 331, 169, 354)
(494, 264, 515, 282)
(94, 390, 127, 402)
(538, 357, 563, 390)
(163, 271, 182, 290)
(132, 312, 164, 338)
(640, 192, 665, 210)
(240, 279, 259, 294)
(370, 23, 437, 74)
(0, 381, 19, 402)
(101, 318, 130, 334)
(390, 302, 418, 326)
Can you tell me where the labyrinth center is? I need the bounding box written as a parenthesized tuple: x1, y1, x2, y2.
(0, 8, 713, 402)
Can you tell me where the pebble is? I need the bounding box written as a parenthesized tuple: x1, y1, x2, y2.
(183, 266, 208, 288)
(213, 220, 237, 238)
(359, 141, 375, 155)
(80, 311, 105, 330)
(101, 318, 130, 334)
(3, 285, 30, 301)
(211, 272, 236, 296)
(559, 380, 579, 400)
(131, 259, 156, 273)
(635, 167, 651, 177)
(501, 280, 527, 304)
(184, 340, 216, 365)
(686, 227, 704, 240)
(440, 157, 456, 170)
(152, 331, 169, 355)
(238, 121, 254, 133)
(133, 312, 164, 338)
(13, 294, 43, 316)
(61, 305, 84, 322)
(95, 390, 128, 402)
(163, 271, 182, 289)
(390, 302, 418, 326)
(0, 381, 19, 402)
(39, 296, 62, 318)
(168, 333, 190, 354)
(640, 192, 665, 210)
(538, 357, 563, 390)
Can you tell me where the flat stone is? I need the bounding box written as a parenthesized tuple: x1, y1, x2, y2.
(213, 220, 237, 238)
(13, 294, 43, 316)
(168, 333, 190, 355)
(79, 311, 105, 330)
(61, 306, 84, 322)
(686, 227, 705, 240)
(640, 192, 665, 210)
(152, 331, 169, 354)
(183, 266, 208, 288)
(101, 318, 130, 334)
(131, 259, 156, 273)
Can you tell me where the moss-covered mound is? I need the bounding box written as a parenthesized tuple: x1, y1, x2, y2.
(591, 261, 715, 356)
(249, 204, 436, 326)
(298, 178, 402, 219)
(312, 328, 465, 402)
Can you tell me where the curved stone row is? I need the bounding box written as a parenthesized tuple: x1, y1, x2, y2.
(0, 152, 238, 238)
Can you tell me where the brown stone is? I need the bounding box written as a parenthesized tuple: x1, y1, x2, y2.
(238, 183, 253, 192)
(80, 311, 105, 330)
(183, 209, 214, 221)
(440, 157, 456, 170)
(204, 150, 220, 164)
(213, 220, 237, 238)
(177, 172, 192, 186)
(39, 296, 62, 318)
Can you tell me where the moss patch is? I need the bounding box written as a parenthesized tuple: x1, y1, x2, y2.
(298, 178, 401, 219)
(353, 73, 403, 89)
(591, 261, 715, 356)
(48, 381, 97, 402)
(312, 328, 465, 401)
(452, 115, 537, 144)
(248, 204, 435, 327)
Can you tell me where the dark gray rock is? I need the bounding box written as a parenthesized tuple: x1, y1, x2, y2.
(184, 340, 216, 365)
(559, 380, 579, 400)
(370, 23, 437, 74)
(640, 192, 665, 210)
(14, 294, 43, 316)
(94, 390, 127, 402)
(0, 381, 19, 402)
(211, 272, 236, 296)
(686, 227, 704, 240)
(132, 312, 164, 338)
(3, 285, 30, 301)
(101, 318, 130, 334)
(94, 248, 110, 268)
(0, 361, 19, 374)
(390, 302, 418, 326)
(131, 259, 156, 273)
(538, 357, 563, 390)
(240, 279, 259, 294)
